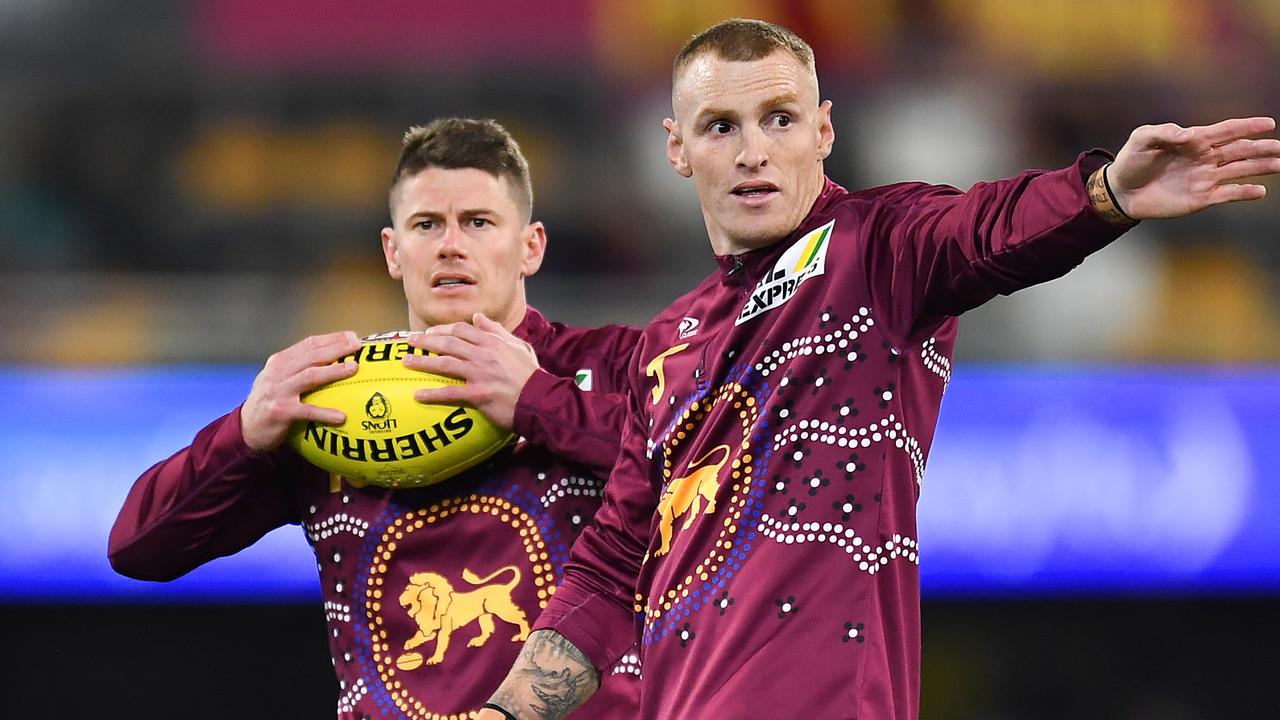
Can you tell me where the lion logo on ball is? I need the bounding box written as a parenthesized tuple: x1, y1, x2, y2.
(365, 392, 391, 419)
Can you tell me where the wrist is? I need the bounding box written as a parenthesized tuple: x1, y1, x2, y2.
(480, 703, 519, 720)
(1086, 162, 1137, 225)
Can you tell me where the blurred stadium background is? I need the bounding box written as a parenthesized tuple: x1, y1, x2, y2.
(2, 1, 1278, 717)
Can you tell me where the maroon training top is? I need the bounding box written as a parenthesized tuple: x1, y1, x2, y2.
(109, 308, 643, 720)
(533, 153, 1132, 720)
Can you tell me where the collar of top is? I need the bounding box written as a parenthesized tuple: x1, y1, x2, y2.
(512, 306, 550, 343)
(713, 176, 844, 287)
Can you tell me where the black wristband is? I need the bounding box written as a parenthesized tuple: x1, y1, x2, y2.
(483, 703, 519, 720)
(1101, 163, 1136, 222)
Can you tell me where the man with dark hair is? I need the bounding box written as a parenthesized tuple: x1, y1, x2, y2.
(110, 118, 641, 719)
(478, 18, 1280, 720)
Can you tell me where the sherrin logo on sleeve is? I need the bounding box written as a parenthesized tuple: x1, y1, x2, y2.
(286, 331, 514, 489)
(735, 219, 834, 325)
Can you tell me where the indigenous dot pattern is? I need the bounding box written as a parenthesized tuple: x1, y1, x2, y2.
(538, 474, 603, 508)
(639, 377, 765, 645)
(337, 677, 368, 715)
(304, 512, 370, 543)
(754, 307, 875, 378)
(352, 495, 553, 720)
(611, 651, 643, 678)
(921, 336, 951, 388)
(769, 413, 925, 487)
(757, 517, 919, 575)
(324, 600, 351, 624)
(639, 307, 946, 648)
(639, 358, 776, 644)
(332, 469, 580, 720)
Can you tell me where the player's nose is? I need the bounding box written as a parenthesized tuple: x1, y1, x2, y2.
(735, 125, 770, 170)
(437, 221, 467, 258)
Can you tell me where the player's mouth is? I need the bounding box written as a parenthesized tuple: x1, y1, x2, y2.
(730, 181, 779, 208)
(430, 273, 477, 292)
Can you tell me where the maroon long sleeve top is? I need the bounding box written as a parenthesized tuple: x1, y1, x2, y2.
(533, 153, 1132, 719)
(109, 308, 643, 720)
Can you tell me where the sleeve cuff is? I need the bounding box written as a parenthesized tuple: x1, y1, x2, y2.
(511, 368, 562, 438)
(1075, 148, 1114, 186)
(532, 588, 636, 674)
(224, 404, 269, 459)
(1068, 149, 1137, 240)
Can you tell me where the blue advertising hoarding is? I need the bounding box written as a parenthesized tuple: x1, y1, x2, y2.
(1, 366, 1277, 601)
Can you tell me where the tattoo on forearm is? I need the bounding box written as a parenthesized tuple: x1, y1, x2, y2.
(1087, 163, 1136, 225)
(488, 630, 600, 720)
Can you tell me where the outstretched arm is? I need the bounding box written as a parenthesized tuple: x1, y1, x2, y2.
(477, 630, 600, 720)
(1104, 116, 1280, 220)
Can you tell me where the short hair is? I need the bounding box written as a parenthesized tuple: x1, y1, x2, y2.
(673, 18, 816, 82)
(390, 118, 533, 221)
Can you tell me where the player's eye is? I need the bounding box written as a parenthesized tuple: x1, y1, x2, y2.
(469, 218, 491, 228)
(415, 220, 435, 231)
(770, 113, 792, 128)
(709, 120, 734, 135)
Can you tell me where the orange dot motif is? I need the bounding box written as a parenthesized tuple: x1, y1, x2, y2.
(640, 383, 757, 626)
(365, 494, 552, 720)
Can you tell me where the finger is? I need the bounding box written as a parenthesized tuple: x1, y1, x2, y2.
(414, 385, 475, 406)
(285, 360, 359, 396)
(416, 333, 482, 361)
(1207, 183, 1267, 206)
(432, 318, 502, 347)
(472, 313, 514, 339)
(403, 330, 438, 353)
(414, 354, 472, 380)
(1215, 138, 1280, 165)
(283, 331, 362, 372)
(1194, 116, 1276, 146)
(1215, 157, 1280, 182)
(293, 400, 347, 426)
(1131, 122, 1190, 149)
(421, 321, 472, 337)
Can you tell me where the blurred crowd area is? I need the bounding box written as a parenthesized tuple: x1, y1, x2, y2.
(2, 0, 1279, 364)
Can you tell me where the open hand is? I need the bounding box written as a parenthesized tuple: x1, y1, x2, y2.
(405, 313, 540, 431)
(1108, 116, 1280, 219)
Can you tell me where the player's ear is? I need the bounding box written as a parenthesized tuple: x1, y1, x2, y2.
(817, 100, 835, 161)
(519, 221, 547, 278)
(381, 227, 403, 280)
(665, 118, 693, 178)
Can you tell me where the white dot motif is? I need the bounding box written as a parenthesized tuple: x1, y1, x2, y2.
(922, 336, 953, 388)
(756, 308, 876, 378)
(772, 413, 925, 486)
(539, 475, 604, 508)
(304, 513, 370, 542)
(611, 651, 643, 678)
(324, 601, 351, 624)
(336, 678, 368, 714)
(757, 514, 920, 576)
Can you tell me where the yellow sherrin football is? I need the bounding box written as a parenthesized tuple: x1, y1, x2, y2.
(287, 331, 514, 489)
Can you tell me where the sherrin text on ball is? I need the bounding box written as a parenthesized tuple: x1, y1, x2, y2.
(287, 331, 513, 488)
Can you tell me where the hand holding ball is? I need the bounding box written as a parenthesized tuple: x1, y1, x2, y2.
(287, 331, 514, 488)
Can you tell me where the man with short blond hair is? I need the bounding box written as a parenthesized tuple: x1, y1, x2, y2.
(479, 18, 1280, 720)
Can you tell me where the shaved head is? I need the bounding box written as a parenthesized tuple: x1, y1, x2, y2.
(673, 18, 818, 108)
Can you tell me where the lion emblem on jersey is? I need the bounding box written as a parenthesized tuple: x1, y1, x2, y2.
(654, 444, 730, 557)
(397, 565, 530, 667)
